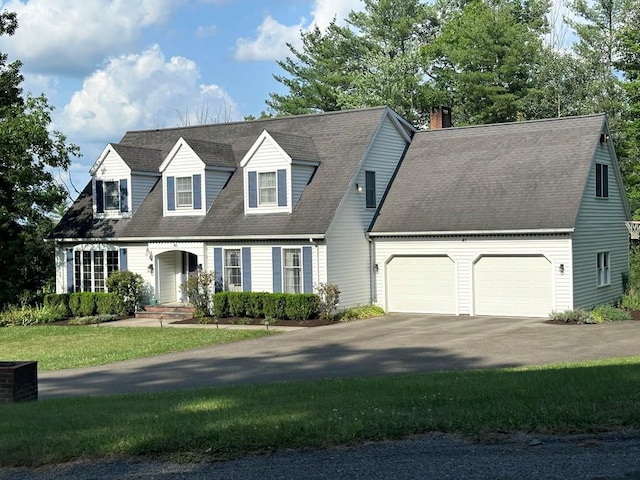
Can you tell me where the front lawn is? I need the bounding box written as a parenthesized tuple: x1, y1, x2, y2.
(0, 326, 275, 371)
(1, 356, 639, 467)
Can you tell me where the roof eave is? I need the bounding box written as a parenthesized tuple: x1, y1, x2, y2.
(368, 228, 575, 237)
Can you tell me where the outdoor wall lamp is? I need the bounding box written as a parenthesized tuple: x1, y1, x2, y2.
(355, 183, 364, 192)
(148, 263, 154, 274)
(559, 264, 565, 274)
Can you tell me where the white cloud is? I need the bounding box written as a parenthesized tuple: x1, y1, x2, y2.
(233, 0, 362, 62)
(60, 45, 238, 142)
(196, 23, 218, 38)
(0, 0, 185, 75)
(234, 15, 304, 62)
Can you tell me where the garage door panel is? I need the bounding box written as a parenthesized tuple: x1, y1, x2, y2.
(387, 256, 456, 314)
(474, 256, 552, 317)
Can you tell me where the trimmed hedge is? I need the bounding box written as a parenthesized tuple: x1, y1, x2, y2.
(213, 292, 319, 320)
(44, 292, 126, 317)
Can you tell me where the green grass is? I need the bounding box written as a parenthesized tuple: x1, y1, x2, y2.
(0, 326, 274, 371)
(1, 356, 639, 467)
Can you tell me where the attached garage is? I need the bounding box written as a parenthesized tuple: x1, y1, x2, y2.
(386, 255, 456, 314)
(473, 255, 552, 317)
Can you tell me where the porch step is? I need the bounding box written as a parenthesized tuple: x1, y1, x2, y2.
(135, 305, 195, 321)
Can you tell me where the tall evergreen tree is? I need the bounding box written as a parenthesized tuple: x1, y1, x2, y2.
(0, 11, 79, 307)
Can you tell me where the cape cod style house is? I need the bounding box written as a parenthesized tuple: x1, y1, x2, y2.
(51, 107, 631, 317)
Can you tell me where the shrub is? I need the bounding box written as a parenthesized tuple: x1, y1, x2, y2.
(284, 293, 319, 320)
(590, 304, 631, 323)
(68, 314, 117, 325)
(0, 304, 68, 327)
(68, 293, 82, 317)
(316, 283, 340, 320)
(263, 293, 288, 320)
(339, 305, 385, 322)
(621, 290, 640, 310)
(180, 270, 215, 317)
(44, 293, 71, 316)
(227, 292, 246, 317)
(213, 292, 229, 318)
(548, 309, 592, 324)
(95, 293, 126, 316)
(245, 292, 266, 318)
(106, 270, 144, 314)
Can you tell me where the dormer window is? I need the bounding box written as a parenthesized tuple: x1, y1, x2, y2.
(104, 181, 120, 210)
(95, 179, 128, 214)
(259, 172, 277, 205)
(175, 176, 193, 208)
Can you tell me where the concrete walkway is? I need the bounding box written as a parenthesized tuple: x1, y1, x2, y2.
(39, 314, 640, 398)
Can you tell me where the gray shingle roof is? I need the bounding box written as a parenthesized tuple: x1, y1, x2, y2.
(110, 144, 163, 173)
(182, 138, 236, 169)
(53, 107, 398, 240)
(370, 114, 607, 234)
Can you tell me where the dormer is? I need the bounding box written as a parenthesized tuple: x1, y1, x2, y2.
(90, 144, 133, 219)
(160, 137, 235, 217)
(241, 130, 320, 215)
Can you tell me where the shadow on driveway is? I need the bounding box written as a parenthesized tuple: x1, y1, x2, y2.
(38, 314, 640, 398)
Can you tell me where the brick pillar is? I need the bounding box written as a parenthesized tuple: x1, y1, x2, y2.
(0, 361, 38, 403)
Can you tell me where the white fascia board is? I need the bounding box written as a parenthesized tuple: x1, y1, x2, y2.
(368, 228, 575, 237)
(239, 130, 292, 168)
(89, 144, 117, 176)
(50, 234, 327, 243)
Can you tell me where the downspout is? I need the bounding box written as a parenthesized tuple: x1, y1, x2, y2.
(366, 233, 376, 304)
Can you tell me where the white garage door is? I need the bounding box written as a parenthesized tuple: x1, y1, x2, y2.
(387, 256, 456, 314)
(474, 256, 552, 317)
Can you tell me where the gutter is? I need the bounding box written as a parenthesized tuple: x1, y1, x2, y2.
(368, 228, 575, 237)
(48, 234, 327, 243)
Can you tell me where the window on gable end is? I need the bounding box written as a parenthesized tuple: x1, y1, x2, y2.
(104, 181, 120, 210)
(596, 251, 610, 286)
(595, 163, 608, 198)
(365, 171, 376, 208)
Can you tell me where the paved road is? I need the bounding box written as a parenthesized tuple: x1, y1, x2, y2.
(39, 314, 640, 398)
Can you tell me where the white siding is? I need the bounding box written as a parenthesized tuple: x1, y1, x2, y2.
(121, 243, 156, 300)
(205, 170, 231, 210)
(131, 174, 159, 213)
(292, 164, 316, 207)
(572, 141, 629, 308)
(327, 116, 409, 308)
(163, 143, 206, 217)
(243, 137, 292, 215)
(54, 246, 66, 294)
(374, 236, 573, 315)
(206, 243, 328, 293)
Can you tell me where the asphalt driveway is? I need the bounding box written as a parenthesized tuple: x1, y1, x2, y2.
(38, 314, 640, 398)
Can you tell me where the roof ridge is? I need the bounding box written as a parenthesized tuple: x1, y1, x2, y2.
(420, 113, 605, 133)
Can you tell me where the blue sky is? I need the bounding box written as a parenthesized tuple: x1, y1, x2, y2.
(0, 0, 362, 200)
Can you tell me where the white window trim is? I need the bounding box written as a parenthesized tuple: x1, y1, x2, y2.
(282, 248, 302, 294)
(596, 251, 610, 287)
(258, 171, 277, 206)
(103, 180, 120, 211)
(175, 176, 193, 208)
(74, 249, 120, 292)
(223, 248, 242, 292)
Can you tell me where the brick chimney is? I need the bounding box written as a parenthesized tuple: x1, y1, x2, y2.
(430, 106, 452, 129)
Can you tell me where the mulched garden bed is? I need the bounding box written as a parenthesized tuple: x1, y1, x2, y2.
(171, 317, 338, 327)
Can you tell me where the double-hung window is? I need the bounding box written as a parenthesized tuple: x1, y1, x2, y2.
(224, 249, 242, 291)
(596, 163, 608, 198)
(104, 181, 120, 210)
(283, 248, 302, 294)
(259, 172, 277, 205)
(175, 176, 193, 208)
(596, 252, 610, 286)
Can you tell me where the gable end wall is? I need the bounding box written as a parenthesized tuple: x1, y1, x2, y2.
(326, 116, 409, 308)
(572, 142, 629, 308)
